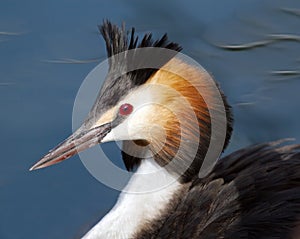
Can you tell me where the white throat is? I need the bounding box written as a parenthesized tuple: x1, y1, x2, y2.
(82, 158, 181, 239)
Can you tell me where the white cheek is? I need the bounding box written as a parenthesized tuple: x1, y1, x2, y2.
(101, 105, 153, 143)
(101, 85, 163, 143)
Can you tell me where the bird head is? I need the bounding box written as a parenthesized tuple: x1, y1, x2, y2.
(30, 21, 233, 182)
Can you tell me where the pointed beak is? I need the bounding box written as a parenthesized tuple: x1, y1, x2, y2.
(30, 123, 112, 171)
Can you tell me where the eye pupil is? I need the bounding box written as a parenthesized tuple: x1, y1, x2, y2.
(119, 103, 133, 116)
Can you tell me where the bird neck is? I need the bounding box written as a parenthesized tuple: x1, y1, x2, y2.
(82, 158, 182, 239)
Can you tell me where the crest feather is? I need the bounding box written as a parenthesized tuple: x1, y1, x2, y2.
(88, 20, 182, 117)
(99, 20, 182, 58)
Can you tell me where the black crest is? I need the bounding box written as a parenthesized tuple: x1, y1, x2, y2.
(87, 20, 182, 123)
(99, 20, 182, 62)
(83, 20, 182, 129)
(99, 20, 182, 89)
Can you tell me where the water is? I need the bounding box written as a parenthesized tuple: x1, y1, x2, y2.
(1, 0, 300, 238)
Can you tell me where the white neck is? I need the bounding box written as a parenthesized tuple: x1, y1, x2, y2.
(82, 158, 181, 239)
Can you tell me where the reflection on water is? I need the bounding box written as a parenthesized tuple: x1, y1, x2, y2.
(1, 0, 300, 238)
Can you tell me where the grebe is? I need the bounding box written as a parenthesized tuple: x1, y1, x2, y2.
(30, 21, 300, 239)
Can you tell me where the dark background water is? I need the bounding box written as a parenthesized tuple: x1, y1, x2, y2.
(1, 0, 300, 238)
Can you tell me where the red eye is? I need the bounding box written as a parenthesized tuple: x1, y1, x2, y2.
(119, 103, 133, 116)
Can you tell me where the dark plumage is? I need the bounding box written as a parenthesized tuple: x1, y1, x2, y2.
(136, 140, 300, 239)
